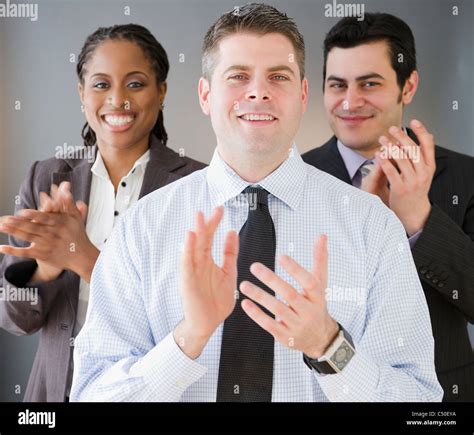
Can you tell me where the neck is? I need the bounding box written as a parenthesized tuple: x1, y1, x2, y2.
(356, 145, 380, 160)
(217, 145, 289, 183)
(97, 136, 150, 191)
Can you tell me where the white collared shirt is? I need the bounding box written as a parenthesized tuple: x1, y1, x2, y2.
(71, 147, 442, 402)
(73, 149, 150, 336)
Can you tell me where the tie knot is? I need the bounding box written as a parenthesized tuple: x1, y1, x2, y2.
(359, 160, 374, 178)
(242, 186, 269, 207)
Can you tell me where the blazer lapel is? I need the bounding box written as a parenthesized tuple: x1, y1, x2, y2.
(317, 137, 352, 184)
(51, 147, 96, 321)
(51, 147, 95, 217)
(139, 136, 187, 198)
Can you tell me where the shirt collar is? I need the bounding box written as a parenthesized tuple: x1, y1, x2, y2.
(336, 140, 369, 180)
(91, 149, 151, 181)
(206, 144, 307, 210)
(337, 127, 408, 180)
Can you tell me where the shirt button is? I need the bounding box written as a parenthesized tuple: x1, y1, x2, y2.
(114, 211, 119, 216)
(121, 181, 126, 187)
(438, 282, 445, 288)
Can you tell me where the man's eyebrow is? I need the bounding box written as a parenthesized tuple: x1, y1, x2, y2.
(326, 75, 346, 83)
(222, 65, 251, 75)
(355, 73, 385, 81)
(267, 65, 296, 76)
(326, 73, 385, 82)
(222, 64, 296, 76)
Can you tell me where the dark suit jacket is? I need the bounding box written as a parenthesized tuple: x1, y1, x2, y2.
(303, 133, 474, 401)
(0, 135, 206, 402)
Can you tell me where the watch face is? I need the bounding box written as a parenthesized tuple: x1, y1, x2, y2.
(335, 347, 347, 362)
(331, 343, 354, 370)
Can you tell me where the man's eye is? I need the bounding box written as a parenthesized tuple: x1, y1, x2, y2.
(272, 75, 288, 81)
(364, 82, 379, 88)
(329, 83, 345, 89)
(93, 82, 109, 89)
(128, 81, 144, 88)
(229, 74, 246, 80)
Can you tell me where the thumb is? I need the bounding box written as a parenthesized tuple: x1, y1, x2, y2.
(58, 183, 80, 217)
(76, 201, 88, 222)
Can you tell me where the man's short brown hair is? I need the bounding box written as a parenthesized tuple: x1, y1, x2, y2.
(202, 3, 306, 81)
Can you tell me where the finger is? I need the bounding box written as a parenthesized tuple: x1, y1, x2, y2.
(221, 230, 239, 277)
(313, 234, 328, 290)
(376, 140, 403, 190)
(389, 144, 417, 183)
(76, 201, 88, 222)
(388, 126, 421, 170)
(241, 298, 287, 339)
(249, 262, 307, 313)
(410, 119, 436, 169)
(59, 183, 80, 216)
(278, 254, 321, 303)
(39, 191, 55, 213)
(0, 245, 36, 259)
(0, 216, 46, 237)
(17, 209, 59, 226)
(0, 223, 37, 243)
(181, 230, 197, 286)
(195, 207, 224, 260)
(240, 280, 299, 325)
(194, 211, 210, 259)
(204, 206, 224, 255)
(50, 184, 60, 205)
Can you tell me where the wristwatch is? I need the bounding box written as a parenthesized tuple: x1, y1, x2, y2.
(303, 323, 355, 374)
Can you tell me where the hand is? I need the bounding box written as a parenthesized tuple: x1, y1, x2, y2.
(363, 120, 436, 236)
(239, 235, 339, 359)
(174, 206, 239, 359)
(35, 183, 74, 281)
(0, 182, 98, 283)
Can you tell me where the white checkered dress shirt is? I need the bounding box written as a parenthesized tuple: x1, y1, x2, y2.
(70, 147, 442, 402)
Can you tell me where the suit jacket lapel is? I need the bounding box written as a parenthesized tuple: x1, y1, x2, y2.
(52, 148, 95, 217)
(139, 135, 187, 198)
(317, 137, 352, 184)
(51, 147, 96, 320)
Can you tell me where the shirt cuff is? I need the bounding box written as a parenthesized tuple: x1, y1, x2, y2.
(408, 229, 423, 249)
(132, 331, 208, 400)
(313, 347, 379, 402)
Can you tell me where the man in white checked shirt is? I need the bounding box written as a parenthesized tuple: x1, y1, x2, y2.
(70, 4, 442, 402)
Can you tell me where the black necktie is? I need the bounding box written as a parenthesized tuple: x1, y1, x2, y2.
(216, 186, 276, 402)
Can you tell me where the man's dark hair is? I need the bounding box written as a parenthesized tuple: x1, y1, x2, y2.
(323, 13, 417, 91)
(202, 3, 305, 81)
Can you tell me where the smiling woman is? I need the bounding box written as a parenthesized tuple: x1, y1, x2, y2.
(0, 23, 205, 402)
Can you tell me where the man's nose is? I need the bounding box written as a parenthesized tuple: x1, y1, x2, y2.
(245, 78, 271, 101)
(342, 85, 365, 110)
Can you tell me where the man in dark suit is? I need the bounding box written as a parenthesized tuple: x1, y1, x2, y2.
(303, 13, 474, 401)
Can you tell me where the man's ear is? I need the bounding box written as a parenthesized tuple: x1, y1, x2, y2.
(401, 70, 419, 105)
(198, 77, 211, 116)
(301, 77, 309, 115)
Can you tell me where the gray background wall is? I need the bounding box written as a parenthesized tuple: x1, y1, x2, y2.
(0, 0, 472, 401)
